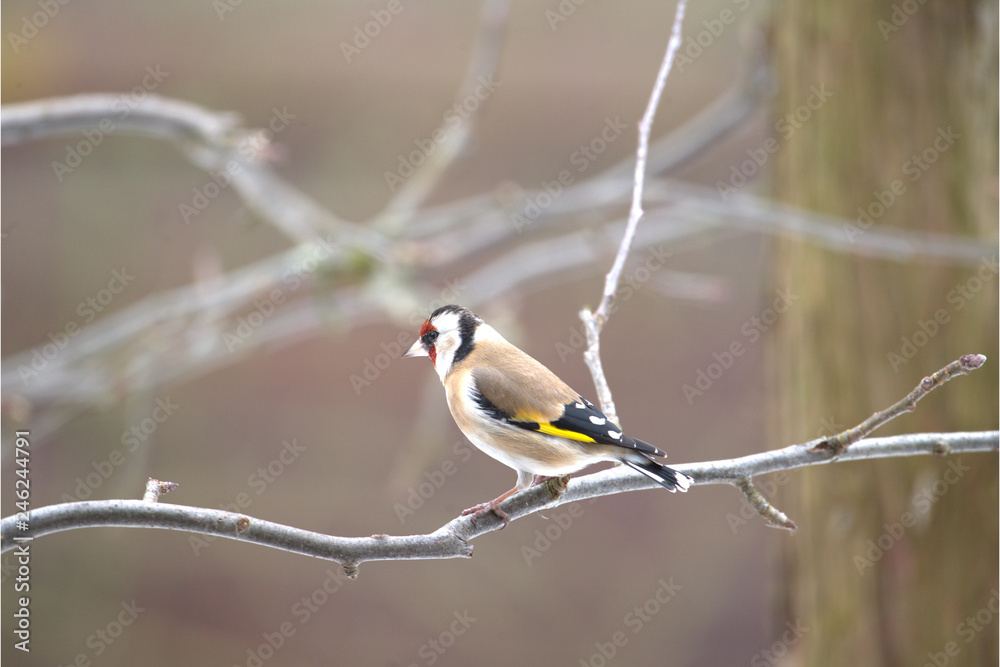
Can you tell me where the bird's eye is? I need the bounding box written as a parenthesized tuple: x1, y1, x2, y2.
(422, 330, 439, 346)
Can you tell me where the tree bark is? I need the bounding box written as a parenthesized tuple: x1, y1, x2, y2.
(770, 2, 998, 665)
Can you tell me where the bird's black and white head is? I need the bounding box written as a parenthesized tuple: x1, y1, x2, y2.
(404, 305, 497, 381)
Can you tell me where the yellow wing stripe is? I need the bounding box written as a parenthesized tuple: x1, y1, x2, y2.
(535, 422, 597, 443)
(511, 410, 546, 423)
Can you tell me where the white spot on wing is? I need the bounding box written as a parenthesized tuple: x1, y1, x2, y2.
(608, 430, 622, 440)
(675, 472, 692, 492)
(575, 402, 585, 409)
(589, 416, 606, 425)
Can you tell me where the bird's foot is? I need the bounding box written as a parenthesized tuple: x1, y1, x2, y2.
(529, 475, 570, 518)
(533, 475, 570, 495)
(461, 499, 511, 528)
(461, 486, 520, 528)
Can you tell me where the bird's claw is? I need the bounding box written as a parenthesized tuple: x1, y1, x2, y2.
(461, 501, 511, 528)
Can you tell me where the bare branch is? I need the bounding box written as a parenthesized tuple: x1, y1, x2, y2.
(2, 355, 992, 568)
(1, 497, 474, 576)
(4, 78, 991, 415)
(0, 93, 382, 247)
(813, 353, 988, 454)
(736, 477, 797, 531)
(648, 182, 993, 267)
(596, 0, 688, 324)
(580, 0, 688, 420)
(1, 94, 239, 146)
(3, 431, 995, 574)
(730, 354, 990, 524)
(372, 0, 509, 236)
(407, 56, 990, 271)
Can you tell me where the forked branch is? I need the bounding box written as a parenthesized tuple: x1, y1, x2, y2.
(2, 429, 995, 576)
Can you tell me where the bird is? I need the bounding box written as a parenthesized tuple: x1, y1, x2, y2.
(403, 304, 690, 525)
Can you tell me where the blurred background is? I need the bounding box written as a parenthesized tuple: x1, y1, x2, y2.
(2, 1, 997, 665)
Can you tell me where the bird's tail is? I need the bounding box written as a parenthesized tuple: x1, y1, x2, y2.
(622, 457, 692, 492)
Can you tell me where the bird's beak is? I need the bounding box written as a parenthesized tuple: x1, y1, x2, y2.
(403, 340, 428, 358)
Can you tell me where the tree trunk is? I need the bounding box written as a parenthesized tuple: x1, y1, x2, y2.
(769, 2, 998, 665)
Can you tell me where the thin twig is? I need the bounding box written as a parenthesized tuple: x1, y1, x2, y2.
(1, 94, 379, 246)
(813, 354, 988, 454)
(737, 354, 991, 525)
(648, 182, 994, 266)
(580, 0, 688, 419)
(1, 94, 239, 146)
(595, 0, 688, 325)
(4, 79, 991, 414)
(736, 477, 797, 531)
(142, 478, 179, 503)
(372, 0, 509, 236)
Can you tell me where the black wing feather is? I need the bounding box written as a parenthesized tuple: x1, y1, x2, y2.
(470, 378, 665, 459)
(471, 384, 527, 424)
(550, 397, 666, 457)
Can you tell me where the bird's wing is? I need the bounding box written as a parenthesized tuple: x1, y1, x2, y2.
(469, 366, 665, 458)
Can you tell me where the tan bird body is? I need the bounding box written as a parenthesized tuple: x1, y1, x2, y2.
(405, 305, 690, 523)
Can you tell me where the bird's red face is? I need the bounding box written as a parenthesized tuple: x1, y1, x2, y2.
(404, 319, 439, 364)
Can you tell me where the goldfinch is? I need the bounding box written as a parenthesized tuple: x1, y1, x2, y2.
(404, 305, 690, 524)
